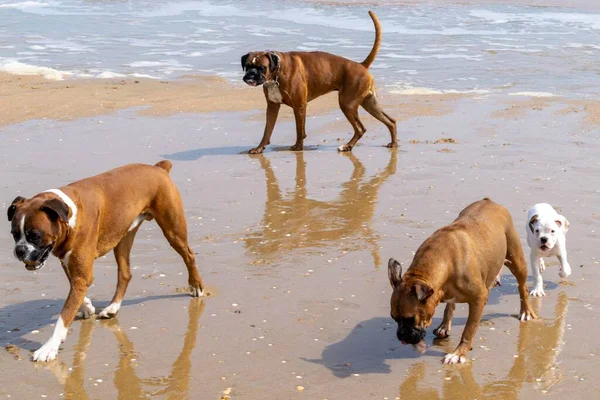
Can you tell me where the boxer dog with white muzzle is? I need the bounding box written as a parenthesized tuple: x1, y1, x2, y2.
(8, 161, 203, 362)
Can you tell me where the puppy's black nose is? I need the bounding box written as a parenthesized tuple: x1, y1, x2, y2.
(15, 246, 26, 259)
(540, 237, 548, 244)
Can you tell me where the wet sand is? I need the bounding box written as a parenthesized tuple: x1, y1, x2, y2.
(1, 80, 600, 399)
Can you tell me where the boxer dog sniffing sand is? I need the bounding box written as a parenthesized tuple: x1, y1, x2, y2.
(526, 203, 571, 297)
(388, 198, 536, 364)
(8, 161, 204, 362)
(241, 11, 397, 154)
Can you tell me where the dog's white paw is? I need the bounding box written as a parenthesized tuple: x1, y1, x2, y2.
(33, 340, 60, 362)
(98, 302, 121, 319)
(442, 352, 467, 365)
(530, 285, 546, 297)
(77, 297, 95, 319)
(559, 263, 571, 278)
(539, 259, 546, 273)
(519, 311, 534, 321)
(190, 285, 203, 298)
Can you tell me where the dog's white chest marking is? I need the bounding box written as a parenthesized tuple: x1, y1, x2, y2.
(264, 82, 283, 104)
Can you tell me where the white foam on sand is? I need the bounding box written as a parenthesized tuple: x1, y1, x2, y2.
(508, 92, 558, 98)
(0, 60, 70, 80)
(390, 86, 490, 96)
(0, 1, 49, 9)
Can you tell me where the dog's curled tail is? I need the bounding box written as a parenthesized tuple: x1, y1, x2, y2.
(361, 11, 382, 69)
(155, 160, 173, 173)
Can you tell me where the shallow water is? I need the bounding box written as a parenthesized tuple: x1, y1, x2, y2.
(1, 0, 600, 96)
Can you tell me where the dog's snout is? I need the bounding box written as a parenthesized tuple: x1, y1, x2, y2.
(540, 236, 548, 244)
(14, 245, 27, 260)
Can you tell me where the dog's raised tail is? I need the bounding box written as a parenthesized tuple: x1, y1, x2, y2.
(361, 11, 382, 69)
(155, 160, 173, 173)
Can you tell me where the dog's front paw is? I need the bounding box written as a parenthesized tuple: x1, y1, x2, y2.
(337, 144, 353, 152)
(290, 143, 303, 152)
(386, 141, 398, 148)
(519, 307, 536, 321)
(248, 147, 265, 155)
(529, 286, 546, 297)
(559, 263, 571, 278)
(33, 340, 60, 362)
(442, 350, 467, 365)
(77, 297, 95, 319)
(189, 284, 203, 298)
(433, 326, 450, 339)
(98, 302, 121, 319)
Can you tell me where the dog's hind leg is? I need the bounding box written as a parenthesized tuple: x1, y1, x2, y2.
(434, 302, 455, 339)
(361, 93, 397, 148)
(338, 91, 367, 152)
(291, 103, 307, 151)
(153, 188, 204, 297)
(505, 223, 537, 319)
(99, 228, 139, 319)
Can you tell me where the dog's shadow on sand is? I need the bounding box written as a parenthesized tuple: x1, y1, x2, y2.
(0, 294, 187, 350)
(304, 275, 559, 378)
(161, 145, 321, 160)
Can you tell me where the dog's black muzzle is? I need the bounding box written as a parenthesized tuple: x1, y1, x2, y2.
(243, 69, 265, 87)
(16, 244, 52, 271)
(396, 325, 426, 345)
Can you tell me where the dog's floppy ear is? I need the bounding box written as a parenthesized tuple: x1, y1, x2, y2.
(7, 196, 26, 221)
(411, 282, 434, 301)
(388, 258, 402, 288)
(241, 53, 250, 71)
(267, 52, 280, 72)
(556, 216, 570, 233)
(528, 214, 539, 233)
(41, 198, 69, 224)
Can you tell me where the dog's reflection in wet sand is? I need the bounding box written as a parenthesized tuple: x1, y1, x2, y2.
(40, 298, 204, 399)
(245, 150, 397, 267)
(399, 292, 569, 399)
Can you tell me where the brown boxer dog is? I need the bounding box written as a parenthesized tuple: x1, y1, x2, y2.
(241, 11, 397, 154)
(387, 198, 536, 364)
(8, 161, 203, 362)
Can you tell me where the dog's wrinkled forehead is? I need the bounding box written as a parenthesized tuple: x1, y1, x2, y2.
(244, 52, 269, 69)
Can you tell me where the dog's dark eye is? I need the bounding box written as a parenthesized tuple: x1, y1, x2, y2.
(260, 66, 266, 72)
(535, 229, 539, 233)
(11, 231, 19, 241)
(26, 230, 40, 243)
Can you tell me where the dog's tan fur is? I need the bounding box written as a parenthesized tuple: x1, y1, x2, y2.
(242, 11, 397, 153)
(8, 161, 203, 360)
(388, 198, 536, 364)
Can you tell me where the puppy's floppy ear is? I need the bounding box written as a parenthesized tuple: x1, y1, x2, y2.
(241, 53, 250, 71)
(556, 216, 570, 233)
(41, 198, 69, 224)
(7, 196, 26, 221)
(267, 52, 280, 72)
(528, 214, 539, 233)
(388, 258, 402, 288)
(411, 282, 434, 301)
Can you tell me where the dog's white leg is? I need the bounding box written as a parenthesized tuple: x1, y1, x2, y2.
(529, 252, 546, 297)
(98, 301, 122, 319)
(539, 258, 546, 273)
(77, 297, 95, 319)
(557, 248, 571, 279)
(33, 317, 68, 362)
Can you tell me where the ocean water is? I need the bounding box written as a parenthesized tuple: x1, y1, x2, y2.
(0, 0, 599, 97)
